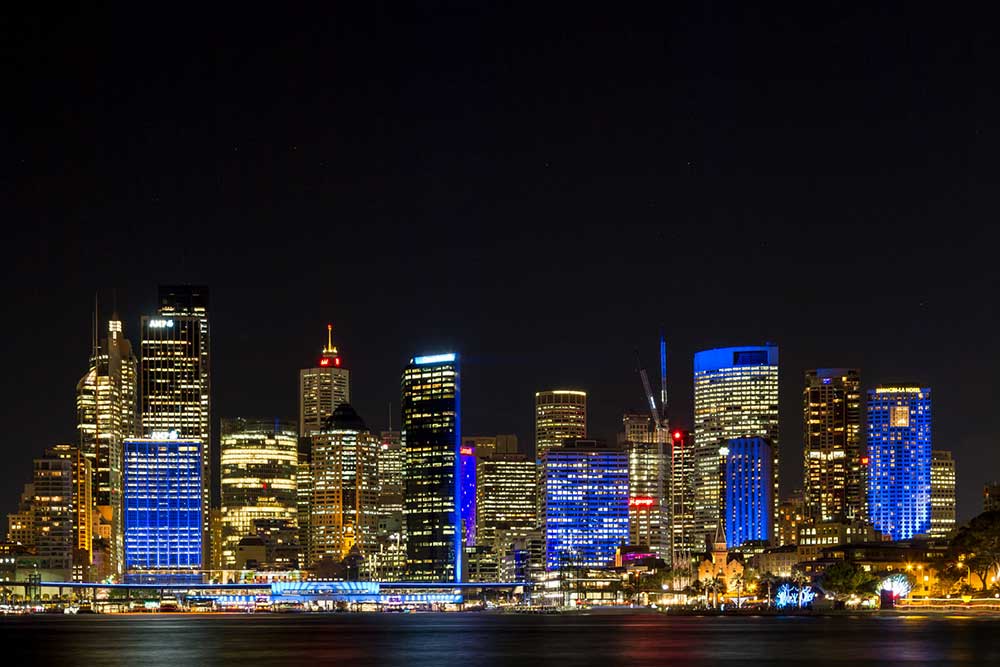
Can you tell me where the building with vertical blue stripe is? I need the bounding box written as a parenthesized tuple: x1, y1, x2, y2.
(723, 437, 773, 548)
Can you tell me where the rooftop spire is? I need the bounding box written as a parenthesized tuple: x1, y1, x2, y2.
(323, 323, 338, 355)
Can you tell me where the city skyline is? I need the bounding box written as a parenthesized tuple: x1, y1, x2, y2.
(5, 5, 997, 534)
(0, 292, 989, 524)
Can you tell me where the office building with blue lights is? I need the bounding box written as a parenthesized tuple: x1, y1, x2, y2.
(541, 439, 629, 570)
(123, 437, 203, 575)
(723, 437, 773, 549)
(460, 442, 477, 547)
(866, 386, 932, 541)
(693, 345, 779, 543)
(402, 353, 462, 582)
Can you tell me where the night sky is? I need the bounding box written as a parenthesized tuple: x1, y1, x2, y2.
(3, 5, 997, 521)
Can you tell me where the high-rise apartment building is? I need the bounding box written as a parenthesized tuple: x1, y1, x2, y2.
(402, 353, 461, 582)
(7, 445, 93, 579)
(140, 285, 210, 564)
(803, 369, 863, 522)
(723, 437, 773, 549)
(621, 412, 669, 559)
(866, 386, 932, 541)
(693, 345, 779, 543)
(219, 418, 298, 569)
(123, 436, 203, 576)
(541, 439, 629, 570)
(310, 404, 380, 570)
(776, 491, 806, 547)
(534, 390, 587, 460)
(929, 449, 956, 539)
(295, 445, 313, 569)
(299, 324, 350, 438)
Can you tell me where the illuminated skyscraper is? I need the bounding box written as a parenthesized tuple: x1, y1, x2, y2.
(693, 345, 779, 542)
(76, 312, 137, 576)
(723, 437, 773, 549)
(310, 404, 380, 570)
(541, 439, 629, 570)
(534, 390, 587, 460)
(929, 450, 956, 539)
(123, 436, 203, 577)
(803, 369, 863, 522)
(140, 286, 210, 563)
(374, 430, 405, 580)
(219, 418, 298, 569)
(621, 412, 669, 558)
(866, 386, 932, 541)
(299, 324, 350, 438)
(7, 445, 93, 580)
(476, 439, 536, 548)
(402, 353, 461, 582)
(668, 428, 698, 566)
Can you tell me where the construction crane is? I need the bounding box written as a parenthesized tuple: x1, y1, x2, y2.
(635, 334, 669, 566)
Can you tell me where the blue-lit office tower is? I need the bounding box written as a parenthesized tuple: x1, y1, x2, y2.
(123, 437, 203, 578)
(402, 353, 462, 582)
(693, 345, 779, 543)
(460, 443, 477, 547)
(867, 386, 932, 541)
(541, 439, 629, 570)
(723, 437, 773, 549)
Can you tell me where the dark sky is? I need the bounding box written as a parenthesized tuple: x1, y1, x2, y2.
(3, 4, 998, 522)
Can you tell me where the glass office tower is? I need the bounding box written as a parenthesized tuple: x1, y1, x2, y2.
(219, 418, 298, 569)
(723, 437, 773, 549)
(693, 345, 779, 543)
(123, 436, 203, 577)
(541, 439, 629, 570)
(866, 386, 932, 541)
(299, 324, 351, 438)
(401, 353, 461, 582)
(534, 390, 587, 459)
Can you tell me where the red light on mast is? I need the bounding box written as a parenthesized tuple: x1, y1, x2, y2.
(673, 431, 682, 440)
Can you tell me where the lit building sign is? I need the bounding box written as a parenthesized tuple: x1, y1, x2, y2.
(460, 446, 474, 456)
(629, 496, 655, 507)
(413, 353, 456, 365)
(148, 319, 174, 329)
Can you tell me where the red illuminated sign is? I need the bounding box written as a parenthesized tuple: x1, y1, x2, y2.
(319, 358, 330, 367)
(861, 456, 870, 465)
(629, 497, 655, 508)
(460, 446, 474, 456)
(334, 357, 341, 367)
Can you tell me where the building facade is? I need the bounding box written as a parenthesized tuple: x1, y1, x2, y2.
(723, 437, 773, 549)
(140, 285, 210, 564)
(985, 482, 1000, 513)
(929, 449, 956, 539)
(76, 313, 137, 576)
(374, 430, 405, 580)
(299, 324, 350, 438)
(310, 405, 380, 569)
(866, 386, 932, 541)
(693, 345, 779, 543)
(669, 428, 699, 569)
(621, 412, 669, 559)
(123, 437, 203, 574)
(803, 368, 863, 522)
(402, 353, 462, 582)
(534, 390, 587, 460)
(541, 439, 629, 570)
(476, 453, 537, 548)
(219, 418, 298, 569)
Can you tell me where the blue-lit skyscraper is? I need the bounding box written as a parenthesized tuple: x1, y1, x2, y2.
(460, 442, 477, 547)
(723, 437, 773, 548)
(693, 345, 779, 543)
(541, 439, 629, 570)
(866, 386, 932, 541)
(123, 436, 203, 574)
(402, 353, 462, 582)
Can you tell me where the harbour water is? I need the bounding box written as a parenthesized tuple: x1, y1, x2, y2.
(2, 612, 997, 665)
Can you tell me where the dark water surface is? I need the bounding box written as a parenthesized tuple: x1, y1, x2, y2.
(1, 612, 997, 666)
